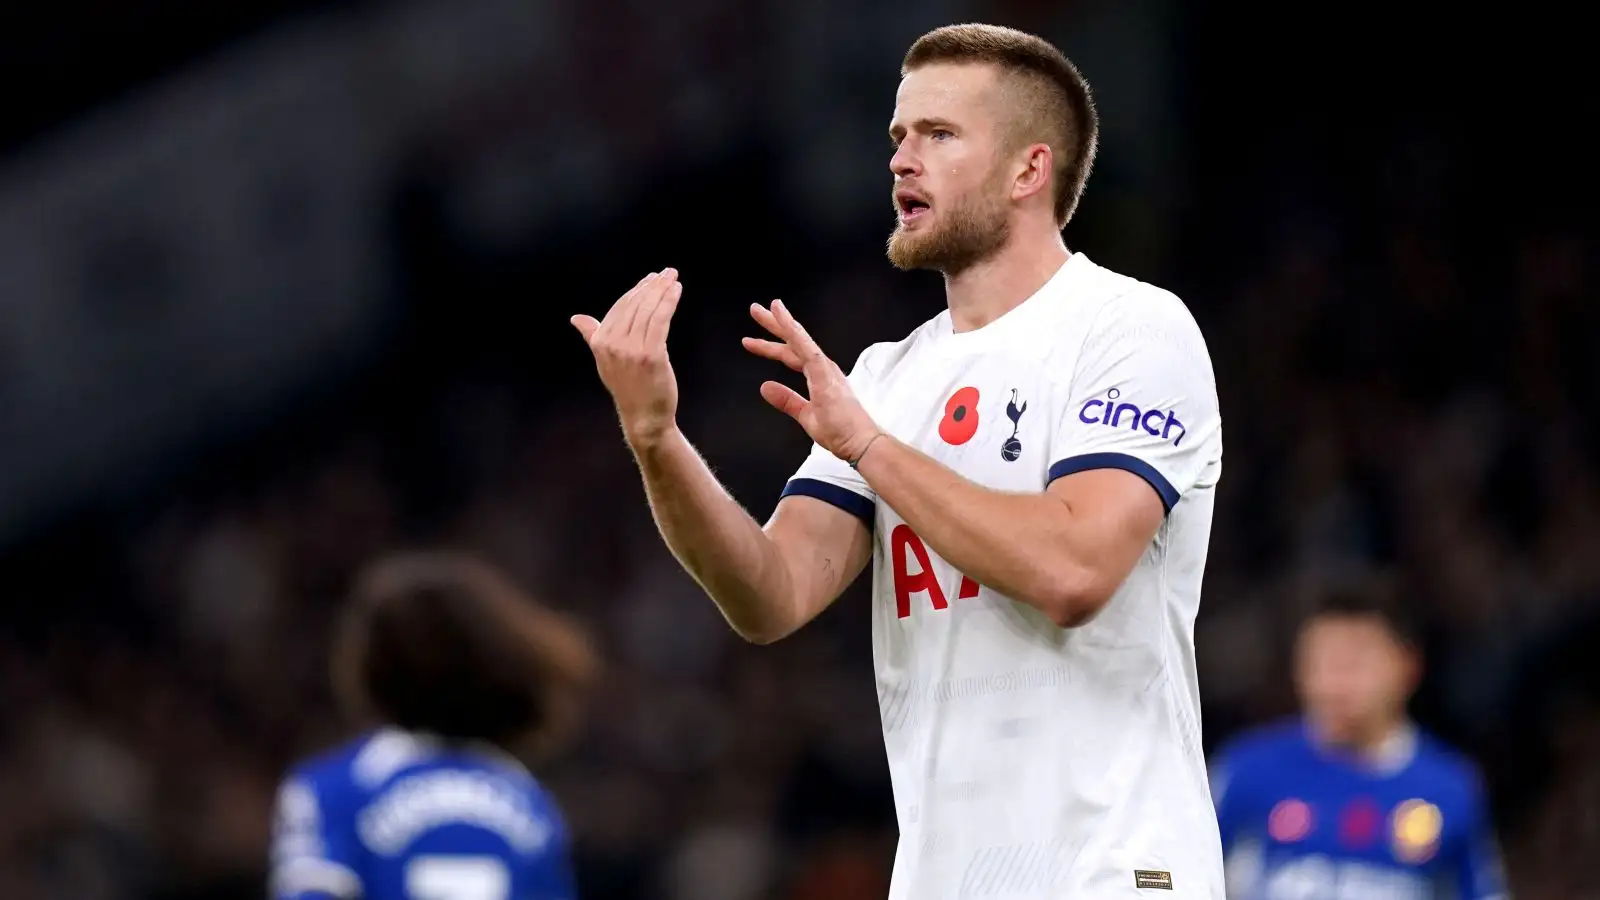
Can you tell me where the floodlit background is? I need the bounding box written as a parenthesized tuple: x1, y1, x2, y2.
(0, 1, 1591, 898)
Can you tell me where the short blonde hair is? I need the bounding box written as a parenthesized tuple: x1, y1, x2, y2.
(903, 23, 1099, 227)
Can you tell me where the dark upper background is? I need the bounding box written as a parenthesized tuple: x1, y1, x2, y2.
(0, 1, 1592, 898)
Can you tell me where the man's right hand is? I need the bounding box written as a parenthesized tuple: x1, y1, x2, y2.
(571, 269, 684, 448)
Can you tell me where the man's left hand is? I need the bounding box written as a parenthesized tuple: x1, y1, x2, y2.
(743, 300, 883, 465)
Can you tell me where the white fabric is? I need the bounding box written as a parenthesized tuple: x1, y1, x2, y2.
(786, 253, 1226, 898)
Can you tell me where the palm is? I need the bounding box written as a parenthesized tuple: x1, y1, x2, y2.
(571, 269, 685, 445)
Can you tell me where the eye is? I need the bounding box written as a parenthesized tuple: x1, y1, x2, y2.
(931, 129, 954, 141)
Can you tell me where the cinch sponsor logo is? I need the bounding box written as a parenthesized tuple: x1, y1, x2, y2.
(1078, 388, 1186, 446)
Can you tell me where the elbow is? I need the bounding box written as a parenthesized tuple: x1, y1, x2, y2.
(734, 623, 792, 646)
(723, 597, 802, 645)
(1038, 567, 1115, 629)
(696, 570, 801, 646)
(1043, 600, 1101, 630)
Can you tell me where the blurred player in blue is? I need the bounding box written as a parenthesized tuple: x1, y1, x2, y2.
(270, 552, 599, 900)
(1209, 585, 1509, 900)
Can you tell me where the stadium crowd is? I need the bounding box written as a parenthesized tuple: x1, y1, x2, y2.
(0, 138, 1593, 898)
(0, 0, 1593, 888)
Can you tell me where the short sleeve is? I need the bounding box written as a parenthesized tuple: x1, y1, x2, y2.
(1047, 292, 1221, 514)
(270, 774, 363, 900)
(517, 786, 579, 900)
(1209, 741, 1269, 900)
(778, 346, 881, 527)
(1208, 749, 1244, 852)
(1451, 774, 1510, 900)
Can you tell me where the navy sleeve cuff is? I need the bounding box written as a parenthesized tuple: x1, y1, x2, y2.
(780, 478, 875, 527)
(1047, 452, 1180, 514)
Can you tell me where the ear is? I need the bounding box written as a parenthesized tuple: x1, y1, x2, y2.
(1400, 645, 1425, 695)
(1011, 142, 1053, 205)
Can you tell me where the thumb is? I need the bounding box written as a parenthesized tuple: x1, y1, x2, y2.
(759, 381, 809, 421)
(570, 315, 601, 344)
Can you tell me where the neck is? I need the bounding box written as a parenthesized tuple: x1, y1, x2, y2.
(943, 227, 1069, 332)
(1312, 716, 1413, 767)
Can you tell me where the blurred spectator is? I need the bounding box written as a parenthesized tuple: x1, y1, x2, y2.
(2, 196, 1591, 897)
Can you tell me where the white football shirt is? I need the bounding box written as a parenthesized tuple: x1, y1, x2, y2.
(782, 253, 1225, 898)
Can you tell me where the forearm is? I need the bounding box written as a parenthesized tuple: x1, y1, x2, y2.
(630, 426, 798, 641)
(854, 436, 1091, 621)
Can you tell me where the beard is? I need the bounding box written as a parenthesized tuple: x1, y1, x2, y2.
(885, 177, 1012, 276)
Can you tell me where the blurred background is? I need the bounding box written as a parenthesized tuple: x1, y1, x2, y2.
(0, 0, 1592, 898)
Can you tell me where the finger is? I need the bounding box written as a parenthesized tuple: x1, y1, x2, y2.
(571, 315, 602, 344)
(770, 300, 823, 362)
(626, 268, 677, 335)
(596, 272, 657, 338)
(643, 279, 683, 345)
(759, 381, 810, 420)
(741, 337, 804, 372)
(749, 302, 790, 340)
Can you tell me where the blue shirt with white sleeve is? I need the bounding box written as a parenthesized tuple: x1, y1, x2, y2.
(1210, 718, 1508, 900)
(270, 729, 576, 900)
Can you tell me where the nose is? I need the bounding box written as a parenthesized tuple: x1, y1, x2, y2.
(890, 141, 919, 179)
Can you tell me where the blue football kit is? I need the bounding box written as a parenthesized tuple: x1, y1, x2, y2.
(270, 729, 577, 900)
(1210, 719, 1508, 900)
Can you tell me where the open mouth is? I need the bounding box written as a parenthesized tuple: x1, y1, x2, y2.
(895, 191, 931, 224)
